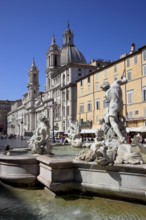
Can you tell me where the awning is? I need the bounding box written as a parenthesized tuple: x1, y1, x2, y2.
(126, 127, 146, 133)
(80, 129, 97, 134)
(140, 127, 146, 132)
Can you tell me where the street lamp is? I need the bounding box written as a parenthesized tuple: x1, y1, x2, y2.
(52, 100, 57, 143)
(20, 119, 23, 140)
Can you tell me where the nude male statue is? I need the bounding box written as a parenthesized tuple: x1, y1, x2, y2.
(100, 73, 127, 143)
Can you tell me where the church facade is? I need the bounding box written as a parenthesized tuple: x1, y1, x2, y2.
(7, 24, 103, 136)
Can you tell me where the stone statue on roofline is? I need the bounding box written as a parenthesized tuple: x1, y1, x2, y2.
(28, 114, 52, 155)
(76, 71, 144, 165)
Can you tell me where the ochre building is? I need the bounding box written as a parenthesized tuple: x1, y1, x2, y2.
(77, 44, 146, 134)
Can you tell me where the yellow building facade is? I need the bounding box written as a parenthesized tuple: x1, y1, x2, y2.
(77, 44, 146, 134)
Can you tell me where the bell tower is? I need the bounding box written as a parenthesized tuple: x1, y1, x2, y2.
(45, 35, 60, 91)
(28, 58, 39, 100)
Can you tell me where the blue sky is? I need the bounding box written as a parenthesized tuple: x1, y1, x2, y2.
(1, 0, 146, 100)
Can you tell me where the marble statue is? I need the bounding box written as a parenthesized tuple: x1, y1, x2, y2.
(28, 114, 52, 155)
(76, 74, 144, 165)
(100, 74, 127, 143)
(64, 122, 82, 147)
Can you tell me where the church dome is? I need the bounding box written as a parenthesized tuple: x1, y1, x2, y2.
(61, 45, 86, 65)
(60, 24, 86, 65)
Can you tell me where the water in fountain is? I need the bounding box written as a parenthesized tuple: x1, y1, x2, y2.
(0, 138, 80, 158)
(1, 181, 146, 220)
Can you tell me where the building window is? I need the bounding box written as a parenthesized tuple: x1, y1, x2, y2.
(80, 105, 84, 113)
(49, 56, 50, 66)
(127, 90, 133, 104)
(62, 106, 65, 116)
(63, 75, 65, 86)
(80, 80, 83, 86)
(66, 90, 69, 100)
(87, 103, 92, 112)
(88, 85, 90, 94)
(54, 108, 57, 119)
(78, 69, 82, 76)
(54, 55, 57, 66)
(95, 73, 98, 80)
(62, 91, 65, 101)
(80, 88, 83, 96)
(127, 71, 132, 81)
(114, 64, 117, 73)
(143, 65, 146, 76)
(143, 50, 146, 61)
(142, 87, 146, 102)
(96, 100, 100, 110)
(134, 55, 137, 64)
(95, 83, 99, 91)
(127, 58, 130, 67)
(87, 76, 90, 83)
(67, 106, 70, 116)
(57, 106, 60, 118)
(67, 73, 69, 82)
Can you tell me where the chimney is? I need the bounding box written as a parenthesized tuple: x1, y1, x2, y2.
(130, 43, 136, 53)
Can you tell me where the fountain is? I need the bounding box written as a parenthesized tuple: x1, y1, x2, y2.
(1, 75, 146, 220)
(36, 75, 146, 202)
(0, 115, 80, 186)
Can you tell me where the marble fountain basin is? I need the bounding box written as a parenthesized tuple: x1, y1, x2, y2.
(0, 147, 39, 186)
